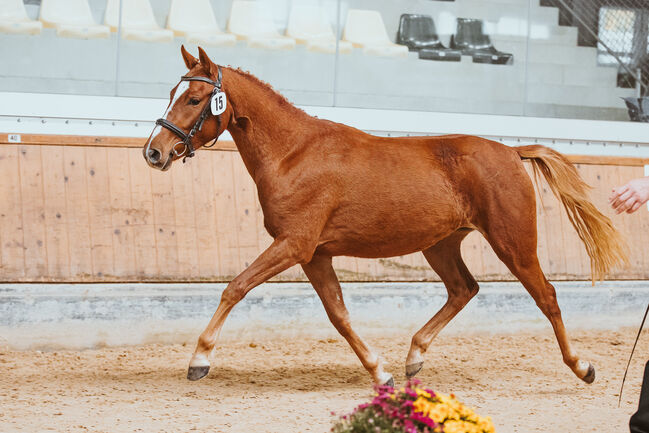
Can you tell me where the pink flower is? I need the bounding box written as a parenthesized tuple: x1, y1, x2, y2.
(401, 400, 414, 409)
(405, 389, 418, 399)
(411, 412, 437, 428)
(403, 420, 417, 433)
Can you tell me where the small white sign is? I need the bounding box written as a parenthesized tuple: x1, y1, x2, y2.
(211, 92, 227, 116)
(7, 134, 21, 143)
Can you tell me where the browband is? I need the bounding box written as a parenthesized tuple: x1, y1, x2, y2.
(155, 66, 223, 162)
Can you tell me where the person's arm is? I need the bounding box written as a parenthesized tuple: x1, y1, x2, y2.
(609, 176, 649, 214)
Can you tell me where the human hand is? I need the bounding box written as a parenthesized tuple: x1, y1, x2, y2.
(609, 176, 649, 214)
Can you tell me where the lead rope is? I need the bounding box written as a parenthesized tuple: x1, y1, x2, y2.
(619, 301, 649, 407)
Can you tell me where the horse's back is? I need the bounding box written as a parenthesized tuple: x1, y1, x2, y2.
(310, 132, 529, 258)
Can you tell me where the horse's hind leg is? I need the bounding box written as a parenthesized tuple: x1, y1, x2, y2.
(406, 229, 479, 378)
(484, 224, 595, 384)
(302, 254, 393, 386)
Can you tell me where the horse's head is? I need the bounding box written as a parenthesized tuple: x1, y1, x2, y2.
(144, 46, 232, 171)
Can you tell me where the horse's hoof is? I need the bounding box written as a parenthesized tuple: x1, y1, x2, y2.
(581, 363, 596, 384)
(382, 376, 394, 388)
(405, 362, 423, 378)
(187, 365, 210, 381)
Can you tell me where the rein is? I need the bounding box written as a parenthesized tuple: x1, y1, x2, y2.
(619, 301, 649, 407)
(156, 66, 223, 162)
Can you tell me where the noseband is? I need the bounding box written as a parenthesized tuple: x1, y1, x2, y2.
(155, 66, 223, 162)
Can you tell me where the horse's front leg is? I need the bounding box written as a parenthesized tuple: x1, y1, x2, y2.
(302, 255, 393, 386)
(187, 237, 307, 381)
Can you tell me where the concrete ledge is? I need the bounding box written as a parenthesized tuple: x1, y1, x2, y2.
(1, 281, 647, 351)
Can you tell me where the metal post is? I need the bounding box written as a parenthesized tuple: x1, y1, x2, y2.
(333, 0, 341, 107)
(637, 68, 642, 97)
(114, 0, 123, 96)
(522, 0, 533, 116)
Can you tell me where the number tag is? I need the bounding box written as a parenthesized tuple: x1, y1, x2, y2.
(211, 92, 227, 115)
(8, 134, 21, 143)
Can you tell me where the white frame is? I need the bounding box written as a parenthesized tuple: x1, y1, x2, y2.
(2, 91, 649, 157)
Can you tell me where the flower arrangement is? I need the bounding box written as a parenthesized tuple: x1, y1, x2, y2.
(331, 379, 495, 433)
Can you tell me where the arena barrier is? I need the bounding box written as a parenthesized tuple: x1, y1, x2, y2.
(1, 133, 648, 282)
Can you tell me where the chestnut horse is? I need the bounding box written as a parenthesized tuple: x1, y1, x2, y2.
(144, 46, 627, 387)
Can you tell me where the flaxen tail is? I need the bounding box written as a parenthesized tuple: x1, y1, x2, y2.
(516, 145, 628, 281)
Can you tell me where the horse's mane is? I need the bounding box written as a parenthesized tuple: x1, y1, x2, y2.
(228, 67, 309, 117)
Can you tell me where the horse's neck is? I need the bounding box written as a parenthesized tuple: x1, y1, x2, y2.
(225, 69, 309, 180)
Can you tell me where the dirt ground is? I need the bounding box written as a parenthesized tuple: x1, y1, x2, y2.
(1, 328, 647, 433)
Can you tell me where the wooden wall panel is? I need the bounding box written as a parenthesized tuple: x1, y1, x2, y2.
(0, 146, 25, 277)
(170, 157, 200, 279)
(107, 147, 136, 278)
(212, 152, 240, 280)
(62, 147, 92, 277)
(1, 141, 648, 282)
(461, 231, 485, 278)
(149, 167, 180, 277)
(85, 147, 114, 278)
(191, 152, 221, 279)
(127, 148, 158, 279)
(41, 146, 70, 279)
(18, 145, 47, 278)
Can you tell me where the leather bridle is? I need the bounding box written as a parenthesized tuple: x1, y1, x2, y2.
(155, 66, 223, 162)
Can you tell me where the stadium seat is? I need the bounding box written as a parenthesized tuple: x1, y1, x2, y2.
(286, 4, 351, 54)
(396, 14, 460, 62)
(40, 0, 109, 39)
(228, 1, 295, 50)
(167, 0, 235, 46)
(105, 0, 173, 43)
(0, 0, 43, 34)
(450, 18, 513, 65)
(342, 9, 408, 57)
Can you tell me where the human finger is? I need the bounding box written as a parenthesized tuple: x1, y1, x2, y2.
(628, 200, 644, 214)
(618, 196, 638, 214)
(609, 185, 628, 202)
(611, 191, 632, 210)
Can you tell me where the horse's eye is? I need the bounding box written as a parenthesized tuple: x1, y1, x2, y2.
(189, 98, 200, 106)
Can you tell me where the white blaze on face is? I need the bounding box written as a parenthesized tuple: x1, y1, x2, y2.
(146, 81, 191, 151)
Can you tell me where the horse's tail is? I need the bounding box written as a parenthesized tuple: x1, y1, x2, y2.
(515, 145, 628, 282)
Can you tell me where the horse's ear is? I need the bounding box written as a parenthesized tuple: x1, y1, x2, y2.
(181, 45, 198, 70)
(197, 46, 216, 78)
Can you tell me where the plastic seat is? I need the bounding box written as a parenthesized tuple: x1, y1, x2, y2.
(396, 14, 460, 62)
(167, 0, 235, 46)
(450, 18, 513, 65)
(40, 0, 109, 39)
(105, 0, 173, 42)
(0, 0, 42, 34)
(343, 9, 408, 58)
(228, 1, 295, 50)
(286, 4, 351, 54)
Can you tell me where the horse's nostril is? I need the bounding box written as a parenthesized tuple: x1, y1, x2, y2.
(148, 148, 161, 163)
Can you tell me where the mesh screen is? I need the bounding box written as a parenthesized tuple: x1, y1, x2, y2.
(542, 0, 649, 93)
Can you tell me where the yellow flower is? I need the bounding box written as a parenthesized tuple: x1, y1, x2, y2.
(412, 397, 434, 417)
(411, 389, 496, 432)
